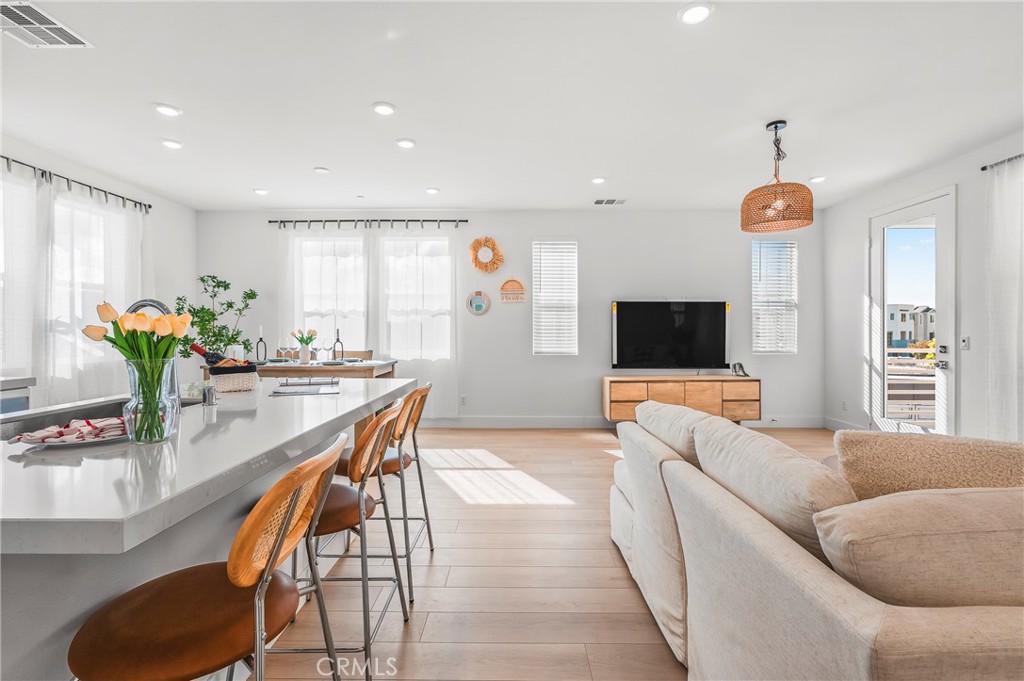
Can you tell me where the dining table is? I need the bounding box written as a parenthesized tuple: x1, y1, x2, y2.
(202, 358, 398, 381)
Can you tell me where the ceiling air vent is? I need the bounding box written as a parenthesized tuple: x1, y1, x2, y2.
(594, 199, 627, 206)
(1, 2, 90, 47)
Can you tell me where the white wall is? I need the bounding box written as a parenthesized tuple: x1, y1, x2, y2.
(2, 135, 201, 380)
(198, 209, 825, 428)
(822, 131, 1023, 437)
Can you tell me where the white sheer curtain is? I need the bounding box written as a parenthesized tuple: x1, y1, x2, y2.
(379, 236, 457, 418)
(1, 164, 143, 407)
(985, 156, 1024, 442)
(283, 227, 459, 419)
(292, 235, 367, 352)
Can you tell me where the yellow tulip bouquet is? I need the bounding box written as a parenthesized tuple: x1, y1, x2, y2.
(82, 302, 192, 443)
(291, 328, 318, 346)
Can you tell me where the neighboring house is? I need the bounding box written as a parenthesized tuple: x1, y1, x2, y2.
(885, 304, 936, 346)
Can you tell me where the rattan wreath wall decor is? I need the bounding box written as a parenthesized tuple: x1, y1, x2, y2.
(469, 236, 504, 273)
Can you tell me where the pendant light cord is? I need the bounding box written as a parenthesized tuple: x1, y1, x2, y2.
(772, 126, 787, 183)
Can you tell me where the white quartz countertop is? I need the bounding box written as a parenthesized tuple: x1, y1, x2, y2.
(0, 377, 414, 554)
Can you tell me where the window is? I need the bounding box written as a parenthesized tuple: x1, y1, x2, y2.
(901, 313, 907, 322)
(532, 240, 578, 355)
(2, 165, 143, 407)
(295, 237, 367, 350)
(751, 240, 798, 354)
(889, 313, 895, 321)
(380, 237, 452, 361)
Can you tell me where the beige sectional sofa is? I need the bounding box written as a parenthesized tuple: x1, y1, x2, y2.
(609, 401, 1024, 679)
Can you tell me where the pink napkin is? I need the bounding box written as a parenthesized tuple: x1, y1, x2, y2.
(8, 417, 126, 444)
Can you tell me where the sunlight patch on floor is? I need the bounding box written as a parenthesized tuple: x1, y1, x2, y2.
(604, 449, 624, 458)
(420, 448, 513, 469)
(421, 448, 574, 505)
(434, 469, 575, 505)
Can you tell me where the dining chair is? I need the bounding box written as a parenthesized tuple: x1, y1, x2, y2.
(67, 434, 348, 681)
(310, 400, 408, 681)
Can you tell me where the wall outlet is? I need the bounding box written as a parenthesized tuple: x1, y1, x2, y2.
(459, 394, 467, 407)
(960, 336, 970, 350)
(841, 400, 848, 412)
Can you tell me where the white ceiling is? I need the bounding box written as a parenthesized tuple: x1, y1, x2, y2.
(3, 1, 1021, 211)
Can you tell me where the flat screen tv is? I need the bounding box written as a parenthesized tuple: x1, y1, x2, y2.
(612, 301, 730, 369)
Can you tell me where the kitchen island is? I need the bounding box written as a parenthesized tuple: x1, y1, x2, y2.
(1, 376, 414, 681)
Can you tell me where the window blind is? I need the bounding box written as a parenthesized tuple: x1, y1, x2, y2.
(532, 240, 578, 355)
(751, 240, 798, 354)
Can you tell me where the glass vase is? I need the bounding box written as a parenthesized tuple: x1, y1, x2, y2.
(299, 344, 311, 364)
(124, 359, 179, 444)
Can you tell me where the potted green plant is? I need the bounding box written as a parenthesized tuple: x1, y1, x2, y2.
(175, 275, 258, 360)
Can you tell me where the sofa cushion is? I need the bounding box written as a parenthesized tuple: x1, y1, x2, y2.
(835, 430, 1024, 500)
(814, 487, 1024, 607)
(693, 417, 858, 562)
(636, 401, 712, 468)
(613, 458, 634, 503)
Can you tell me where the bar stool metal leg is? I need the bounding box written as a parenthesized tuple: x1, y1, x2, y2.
(306, 534, 341, 681)
(358, 494, 373, 681)
(412, 430, 435, 552)
(378, 469, 410, 620)
(397, 463, 415, 602)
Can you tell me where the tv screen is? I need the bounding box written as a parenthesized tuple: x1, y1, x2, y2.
(612, 301, 729, 369)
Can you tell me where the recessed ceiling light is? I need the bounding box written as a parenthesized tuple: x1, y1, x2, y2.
(426, 187, 440, 195)
(160, 139, 182, 149)
(253, 188, 269, 196)
(372, 102, 396, 116)
(677, 2, 714, 25)
(313, 167, 331, 174)
(809, 175, 827, 183)
(395, 138, 416, 149)
(591, 177, 606, 185)
(153, 103, 183, 117)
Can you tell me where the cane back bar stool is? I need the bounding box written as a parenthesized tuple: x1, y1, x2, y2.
(331, 384, 434, 603)
(67, 434, 348, 681)
(308, 400, 409, 680)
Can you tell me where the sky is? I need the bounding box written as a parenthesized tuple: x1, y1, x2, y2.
(886, 227, 936, 308)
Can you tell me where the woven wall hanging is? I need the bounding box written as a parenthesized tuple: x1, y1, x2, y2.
(469, 236, 504, 273)
(499, 278, 526, 303)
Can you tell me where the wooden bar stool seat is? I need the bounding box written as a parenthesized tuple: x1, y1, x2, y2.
(335, 447, 412, 477)
(67, 562, 298, 681)
(315, 483, 376, 536)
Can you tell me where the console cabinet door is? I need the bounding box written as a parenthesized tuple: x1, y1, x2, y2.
(685, 382, 723, 416)
(648, 382, 685, 405)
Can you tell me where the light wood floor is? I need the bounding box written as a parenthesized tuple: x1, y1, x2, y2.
(266, 427, 834, 680)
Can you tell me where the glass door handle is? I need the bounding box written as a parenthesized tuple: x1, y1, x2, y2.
(936, 360, 950, 370)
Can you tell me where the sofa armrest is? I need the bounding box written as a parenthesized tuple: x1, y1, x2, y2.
(834, 431, 1024, 499)
(662, 460, 1024, 681)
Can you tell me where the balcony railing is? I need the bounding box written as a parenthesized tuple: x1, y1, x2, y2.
(885, 347, 936, 428)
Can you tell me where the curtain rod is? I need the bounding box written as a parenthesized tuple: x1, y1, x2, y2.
(270, 218, 467, 229)
(981, 153, 1023, 171)
(1, 155, 153, 212)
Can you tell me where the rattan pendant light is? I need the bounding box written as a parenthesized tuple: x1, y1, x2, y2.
(740, 120, 813, 233)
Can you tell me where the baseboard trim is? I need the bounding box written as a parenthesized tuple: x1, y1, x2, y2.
(422, 416, 614, 429)
(824, 417, 869, 431)
(422, 415, 827, 430)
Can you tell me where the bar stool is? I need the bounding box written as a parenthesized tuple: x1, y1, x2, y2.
(67, 434, 348, 681)
(334, 384, 434, 603)
(310, 400, 409, 680)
